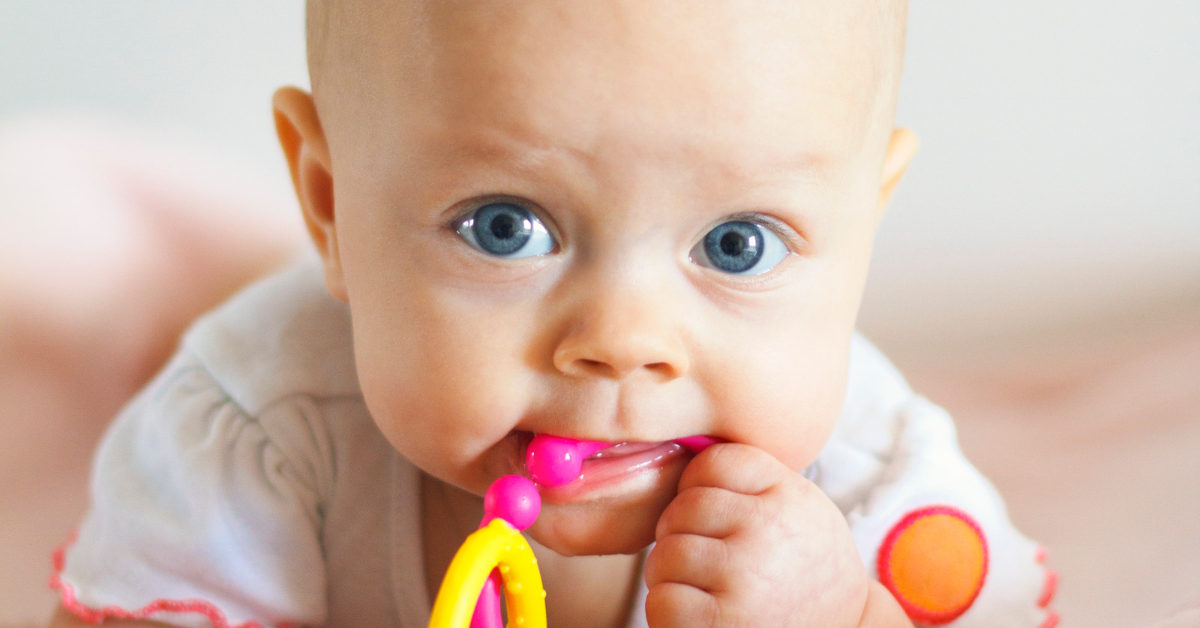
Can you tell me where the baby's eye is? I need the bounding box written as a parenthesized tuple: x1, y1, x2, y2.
(690, 220, 790, 275)
(455, 202, 556, 258)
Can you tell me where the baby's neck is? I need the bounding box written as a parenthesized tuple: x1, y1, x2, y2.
(419, 473, 643, 628)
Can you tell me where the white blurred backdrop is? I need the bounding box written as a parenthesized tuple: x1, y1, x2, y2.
(3, 1, 1197, 363)
(869, 1, 1200, 360)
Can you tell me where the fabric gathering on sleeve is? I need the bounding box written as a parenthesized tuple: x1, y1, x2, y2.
(54, 351, 334, 628)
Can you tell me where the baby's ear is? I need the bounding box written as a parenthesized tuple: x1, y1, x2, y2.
(273, 87, 346, 301)
(877, 128, 919, 218)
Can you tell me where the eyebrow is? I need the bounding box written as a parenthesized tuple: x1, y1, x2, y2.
(703, 151, 837, 190)
(424, 125, 586, 172)
(429, 125, 837, 191)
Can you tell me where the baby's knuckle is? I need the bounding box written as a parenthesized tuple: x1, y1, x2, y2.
(673, 485, 710, 511)
(646, 583, 720, 628)
(747, 493, 784, 531)
(653, 532, 686, 558)
(643, 545, 665, 586)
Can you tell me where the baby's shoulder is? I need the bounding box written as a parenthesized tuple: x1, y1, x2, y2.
(124, 258, 374, 490)
(837, 334, 919, 444)
(180, 257, 362, 416)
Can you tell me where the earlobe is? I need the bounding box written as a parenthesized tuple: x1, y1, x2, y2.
(877, 128, 919, 218)
(272, 86, 347, 301)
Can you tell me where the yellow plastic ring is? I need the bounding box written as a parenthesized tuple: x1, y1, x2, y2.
(428, 519, 547, 628)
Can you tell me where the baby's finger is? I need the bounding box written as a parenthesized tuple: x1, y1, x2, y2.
(645, 582, 719, 628)
(655, 485, 753, 541)
(644, 533, 729, 593)
(678, 442, 790, 496)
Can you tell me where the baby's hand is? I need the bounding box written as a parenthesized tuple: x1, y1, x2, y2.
(644, 443, 874, 628)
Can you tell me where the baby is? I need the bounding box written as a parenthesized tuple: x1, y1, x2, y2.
(50, 1, 1056, 627)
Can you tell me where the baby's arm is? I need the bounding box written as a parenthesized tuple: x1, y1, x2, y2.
(645, 444, 912, 628)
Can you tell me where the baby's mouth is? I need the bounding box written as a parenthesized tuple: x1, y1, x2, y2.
(522, 433, 719, 503)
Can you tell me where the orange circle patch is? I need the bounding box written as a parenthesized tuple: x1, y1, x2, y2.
(877, 506, 987, 625)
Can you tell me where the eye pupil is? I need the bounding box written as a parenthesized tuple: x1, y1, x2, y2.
(473, 203, 534, 255)
(703, 221, 764, 273)
(719, 231, 746, 256)
(490, 214, 518, 239)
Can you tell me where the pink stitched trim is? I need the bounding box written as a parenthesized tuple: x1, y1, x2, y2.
(876, 505, 989, 626)
(1037, 569, 1058, 609)
(1038, 609, 1060, 628)
(50, 536, 294, 628)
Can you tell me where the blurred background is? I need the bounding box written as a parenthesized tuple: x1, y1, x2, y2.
(1, 1, 1197, 627)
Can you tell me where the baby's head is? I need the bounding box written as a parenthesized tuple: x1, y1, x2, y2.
(275, 0, 915, 556)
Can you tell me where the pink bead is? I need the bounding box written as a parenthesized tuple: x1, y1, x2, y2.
(481, 475, 541, 531)
(525, 435, 609, 488)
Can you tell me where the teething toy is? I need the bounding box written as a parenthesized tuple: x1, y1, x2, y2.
(429, 435, 720, 628)
(525, 436, 609, 487)
(430, 475, 544, 628)
(525, 434, 722, 487)
(673, 435, 720, 454)
(428, 516, 546, 628)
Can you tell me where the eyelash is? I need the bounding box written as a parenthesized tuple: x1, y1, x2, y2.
(451, 195, 557, 229)
(713, 213, 802, 249)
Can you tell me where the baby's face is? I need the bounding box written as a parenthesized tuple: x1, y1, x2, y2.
(298, 0, 906, 555)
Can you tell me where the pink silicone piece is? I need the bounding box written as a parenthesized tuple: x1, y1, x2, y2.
(481, 474, 541, 531)
(526, 433, 723, 487)
(525, 434, 611, 488)
(472, 475, 541, 628)
(471, 574, 503, 628)
(674, 435, 721, 453)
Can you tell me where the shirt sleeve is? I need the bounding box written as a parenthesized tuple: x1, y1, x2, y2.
(54, 352, 333, 628)
(821, 336, 1056, 628)
(846, 397, 1053, 627)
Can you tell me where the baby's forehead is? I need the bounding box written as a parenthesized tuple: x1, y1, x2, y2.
(310, 1, 904, 99)
(308, 0, 905, 166)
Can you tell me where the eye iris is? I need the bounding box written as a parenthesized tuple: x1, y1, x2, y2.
(473, 203, 533, 255)
(704, 221, 764, 273)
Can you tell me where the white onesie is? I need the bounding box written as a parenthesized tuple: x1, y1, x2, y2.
(55, 260, 1056, 628)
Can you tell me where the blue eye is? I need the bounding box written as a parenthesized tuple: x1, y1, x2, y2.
(691, 220, 789, 275)
(456, 202, 556, 258)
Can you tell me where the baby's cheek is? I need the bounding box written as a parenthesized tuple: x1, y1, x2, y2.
(693, 292, 851, 464)
(355, 338, 528, 488)
(709, 343, 846, 470)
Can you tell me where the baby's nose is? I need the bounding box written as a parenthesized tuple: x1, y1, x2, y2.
(551, 309, 688, 381)
(553, 331, 687, 380)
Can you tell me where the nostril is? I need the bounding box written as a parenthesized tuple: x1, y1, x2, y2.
(575, 359, 615, 378)
(645, 362, 676, 379)
(569, 360, 680, 380)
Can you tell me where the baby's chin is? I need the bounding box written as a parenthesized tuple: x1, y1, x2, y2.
(526, 465, 683, 556)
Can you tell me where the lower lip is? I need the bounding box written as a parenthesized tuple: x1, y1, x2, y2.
(535, 441, 688, 503)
